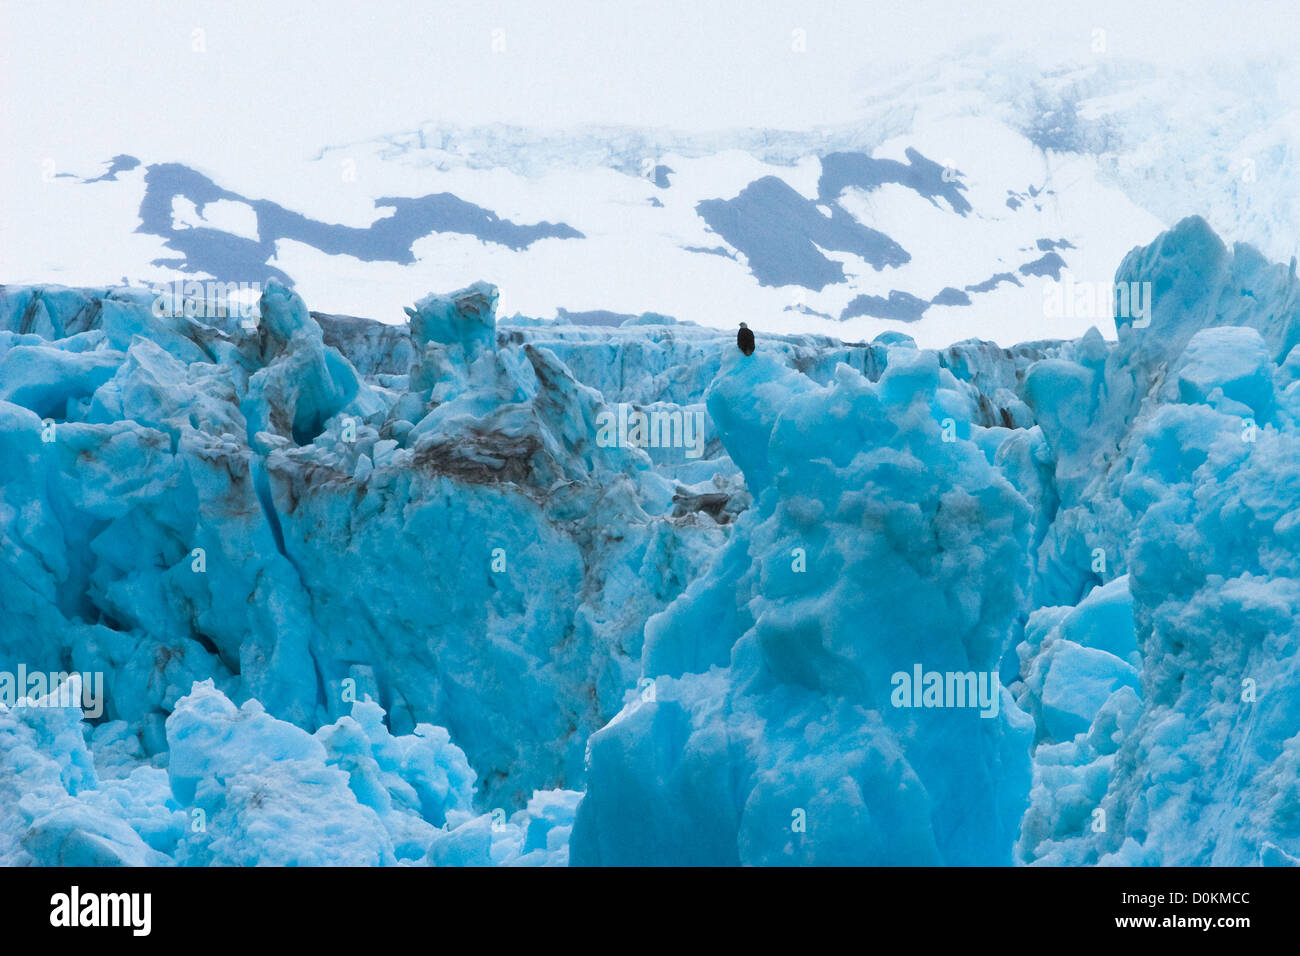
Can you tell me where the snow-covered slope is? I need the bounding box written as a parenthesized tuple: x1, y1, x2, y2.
(1, 215, 1298, 865)
(9, 54, 1300, 353)
(7, 121, 1157, 350)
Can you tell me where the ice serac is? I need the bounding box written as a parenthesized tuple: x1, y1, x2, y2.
(406, 281, 499, 362)
(244, 278, 368, 447)
(1011, 216, 1300, 866)
(0, 274, 744, 839)
(3, 214, 1300, 866)
(1, 676, 570, 866)
(573, 348, 1036, 865)
(572, 215, 1300, 867)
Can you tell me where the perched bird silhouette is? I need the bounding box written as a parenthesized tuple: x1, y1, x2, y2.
(737, 322, 755, 356)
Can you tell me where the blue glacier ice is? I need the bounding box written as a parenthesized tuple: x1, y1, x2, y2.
(1, 215, 1298, 865)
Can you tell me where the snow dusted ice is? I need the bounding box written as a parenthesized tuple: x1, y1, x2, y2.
(1, 216, 1298, 865)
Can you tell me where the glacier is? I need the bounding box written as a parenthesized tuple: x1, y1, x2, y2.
(1, 215, 1298, 866)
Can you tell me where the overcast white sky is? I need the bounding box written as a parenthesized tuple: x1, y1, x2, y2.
(4, 0, 1298, 178)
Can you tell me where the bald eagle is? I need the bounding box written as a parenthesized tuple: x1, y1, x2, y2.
(737, 322, 755, 356)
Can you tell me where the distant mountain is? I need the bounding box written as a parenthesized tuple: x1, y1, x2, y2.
(8, 55, 1297, 347)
